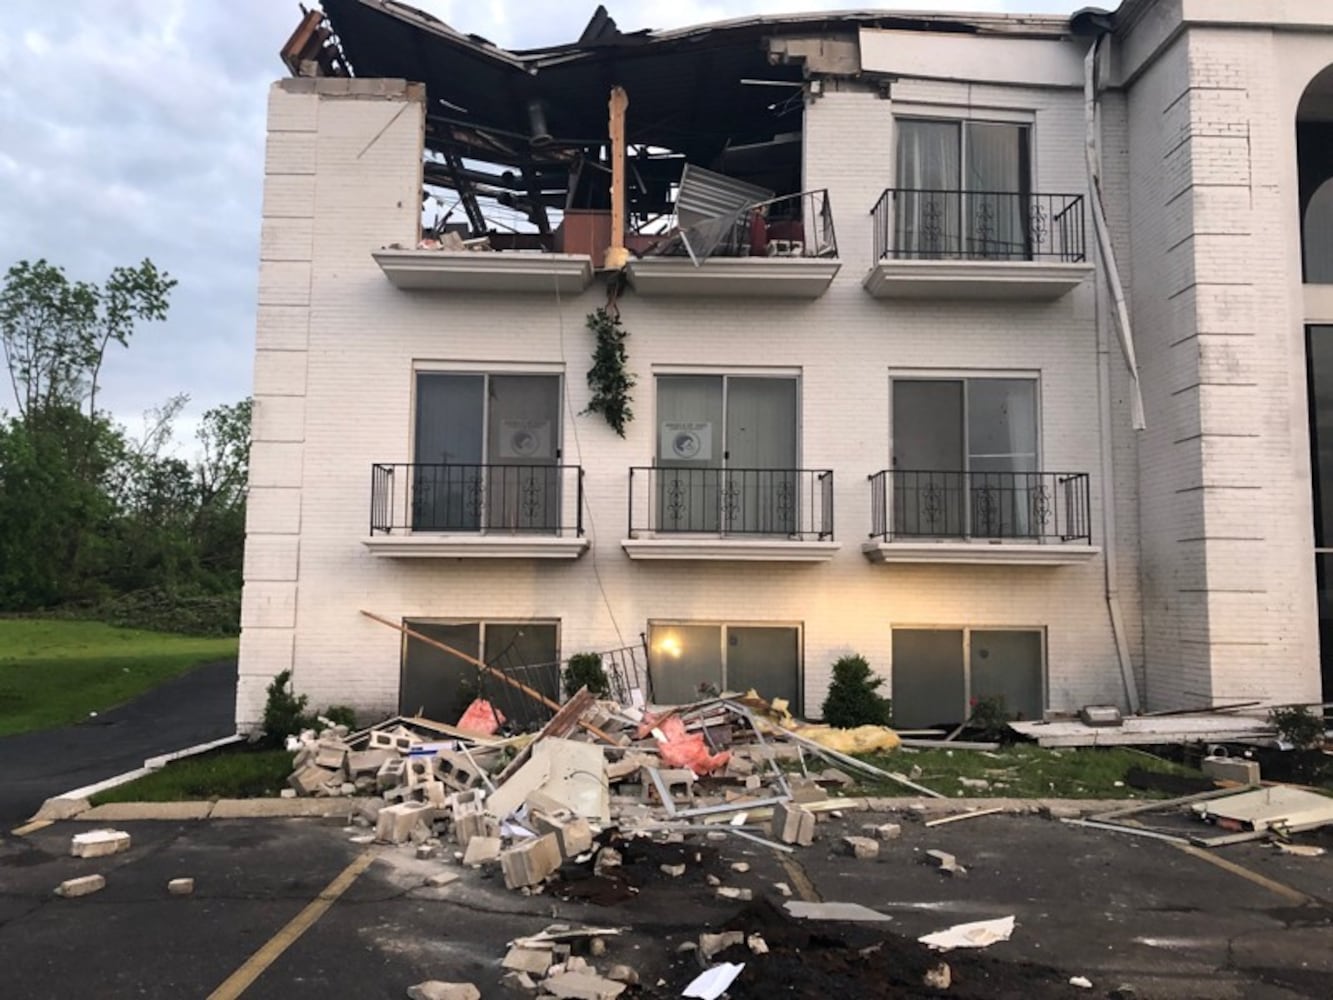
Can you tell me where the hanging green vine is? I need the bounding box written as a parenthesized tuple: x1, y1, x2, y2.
(584, 306, 635, 437)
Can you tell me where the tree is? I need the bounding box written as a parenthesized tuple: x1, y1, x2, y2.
(0, 258, 176, 425)
(821, 654, 893, 728)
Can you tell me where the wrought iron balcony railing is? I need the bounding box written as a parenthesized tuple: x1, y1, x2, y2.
(370, 463, 584, 536)
(869, 469, 1092, 543)
(628, 467, 834, 540)
(871, 189, 1087, 264)
(660, 189, 838, 265)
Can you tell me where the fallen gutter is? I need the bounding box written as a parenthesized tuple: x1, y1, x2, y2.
(1086, 32, 1143, 715)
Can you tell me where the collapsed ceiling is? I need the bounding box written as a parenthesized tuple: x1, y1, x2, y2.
(285, 0, 1076, 243)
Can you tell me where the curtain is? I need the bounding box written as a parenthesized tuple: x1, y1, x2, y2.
(964, 124, 1026, 260)
(895, 120, 961, 258)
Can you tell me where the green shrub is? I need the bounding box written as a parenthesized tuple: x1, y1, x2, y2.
(968, 695, 1012, 740)
(1269, 705, 1325, 749)
(48, 587, 240, 637)
(822, 654, 892, 728)
(262, 669, 310, 741)
(320, 705, 357, 729)
(563, 652, 611, 698)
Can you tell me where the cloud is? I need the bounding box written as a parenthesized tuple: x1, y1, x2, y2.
(0, 0, 1085, 442)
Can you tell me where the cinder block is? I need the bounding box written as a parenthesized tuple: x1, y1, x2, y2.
(289, 764, 337, 795)
(531, 810, 594, 859)
(56, 875, 106, 898)
(314, 739, 350, 771)
(167, 878, 195, 896)
(462, 835, 502, 866)
(771, 801, 816, 846)
(70, 830, 131, 859)
(453, 793, 497, 848)
(374, 801, 435, 844)
(376, 756, 407, 791)
(347, 749, 392, 776)
(1203, 756, 1260, 785)
(839, 836, 879, 860)
(433, 751, 484, 792)
(369, 727, 420, 753)
(500, 832, 562, 889)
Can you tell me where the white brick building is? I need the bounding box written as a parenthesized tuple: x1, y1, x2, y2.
(237, 0, 1332, 730)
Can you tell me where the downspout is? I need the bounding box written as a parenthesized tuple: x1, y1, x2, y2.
(1085, 33, 1143, 713)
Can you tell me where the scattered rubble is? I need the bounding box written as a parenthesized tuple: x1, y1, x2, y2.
(167, 878, 195, 896)
(69, 829, 131, 858)
(56, 875, 106, 898)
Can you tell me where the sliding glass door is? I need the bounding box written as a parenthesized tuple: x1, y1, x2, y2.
(895, 119, 1031, 260)
(413, 373, 561, 532)
(656, 375, 798, 535)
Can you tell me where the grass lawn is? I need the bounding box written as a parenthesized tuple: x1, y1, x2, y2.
(91, 747, 294, 804)
(0, 619, 238, 737)
(849, 744, 1208, 800)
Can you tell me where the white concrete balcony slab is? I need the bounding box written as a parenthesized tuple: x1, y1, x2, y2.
(862, 259, 1093, 301)
(622, 537, 840, 562)
(625, 257, 841, 299)
(363, 535, 588, 559)
(861, 540, 1100, 566)
(372, 249, 594, 294)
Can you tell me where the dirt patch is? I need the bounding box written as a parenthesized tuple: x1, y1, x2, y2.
(637, 898, 1079, 1000)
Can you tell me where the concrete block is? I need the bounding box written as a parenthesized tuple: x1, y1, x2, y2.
(406, 983, 481, 1000)
(864, 822, 902, 841)
(69, 829, 131, 858)
(500, 970, 538, 993)
(377, 756, 407, 791)
(347, 749, 392, 776)
(31, 797, 91, 822)
(375, 801, 435, 844)
(1203, 755, 1260, 786)
(426, 872, 460, 888)
(531, 809, 594, 859)
(607, 965, 639, 985)
(500, 832, 562, 889)
(56, 875, 106, 898)
(404, 756, 434, 787)
(462, 835, 501, 866)
(540, 972, 626, 999)
(289, 764, 337, 795)
(502, 946, 553, 976)
(452, 793, 497, 848)
(433, 751, 484, 792)
(414, 779, 449, 808)
(168, 878, 195, 896)
(716, 886, 754, 900)
(369, 726, 420, 753)
(314, 739, 350, 771)
(699, 931, 744, 959)
(839, 836, 879, 860)
(770, 802, 815, 846)
(925, 849, 967, 876)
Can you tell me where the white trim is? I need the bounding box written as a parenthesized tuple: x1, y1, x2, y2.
(413, 360, 565, 374)
(862, 540, 1100, 566)
(892, 104, 1038, 125)
(373, 249, 594, 294)
(625, 257, 840, 299)
(364, 535, 589, 559)
(59, 733, 246, 801)
(863, 260, 1093, 300)
(622, 537, 840, 562)
(652, 364, 803, 377)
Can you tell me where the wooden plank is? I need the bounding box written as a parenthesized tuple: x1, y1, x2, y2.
(924, 807, 1006, 828)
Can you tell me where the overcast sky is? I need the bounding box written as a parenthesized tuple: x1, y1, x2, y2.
(0, 0, 1087, 449)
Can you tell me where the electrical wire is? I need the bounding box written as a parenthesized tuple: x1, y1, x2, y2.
(554, 271, 628, 648)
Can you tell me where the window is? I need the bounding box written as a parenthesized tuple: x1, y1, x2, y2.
(891, 627, 1044, 728)
(655, 374, 799, 534)
(895, 118, 1032, 260)
(649, 622, 801, 712)
(413, 372, 561, 532)
(891, 376, 1039, 539)
(400, 619, 559, 727)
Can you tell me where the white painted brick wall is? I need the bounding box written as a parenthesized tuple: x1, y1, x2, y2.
(238, 13, 1332, 727)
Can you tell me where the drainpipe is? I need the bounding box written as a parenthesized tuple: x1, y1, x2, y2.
(605, 86, 630, 270)
(1085, 32, 1143, 714)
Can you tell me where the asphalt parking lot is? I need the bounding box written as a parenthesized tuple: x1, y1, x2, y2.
(1, 811, 1329, 999)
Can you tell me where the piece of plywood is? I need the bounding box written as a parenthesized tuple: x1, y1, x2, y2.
(1193, 786, 1333, 833)
(1009, 715, 1271, 748)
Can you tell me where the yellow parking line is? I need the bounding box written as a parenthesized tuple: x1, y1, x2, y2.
(10, 819, 53, 837)
(1174, 844, 1313, 906)
(206, 848, 378, 1000)
(779, 855, 821, 903)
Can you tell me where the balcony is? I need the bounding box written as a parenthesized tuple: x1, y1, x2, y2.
(363, 463, 588, 559)
(622, 466, 839, 561)
(372, 248, 594, 295)
(626, 189, 841, 299)
(863, 470, 1099, 566)
(863, 189, 1093, 301)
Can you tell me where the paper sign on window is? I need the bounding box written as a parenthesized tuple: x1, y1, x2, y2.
(661, 421, 713, 461)
(498, 419, 552, 459)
